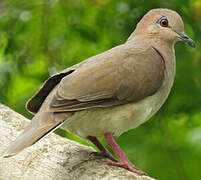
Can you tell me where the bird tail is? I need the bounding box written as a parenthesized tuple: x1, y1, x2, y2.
(1, 112, 68, 158)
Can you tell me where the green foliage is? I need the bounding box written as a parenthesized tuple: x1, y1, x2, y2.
(0, 0, 201, 179)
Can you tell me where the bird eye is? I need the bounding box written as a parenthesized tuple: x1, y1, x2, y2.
(157, 17, 169, 28)
(160, 19, 168, 27)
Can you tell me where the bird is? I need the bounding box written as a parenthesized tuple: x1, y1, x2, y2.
(2, 8, 195, 175)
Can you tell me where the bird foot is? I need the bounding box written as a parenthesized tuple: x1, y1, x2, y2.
(107, 161, 147, 176)
(90, 151, 118, 162)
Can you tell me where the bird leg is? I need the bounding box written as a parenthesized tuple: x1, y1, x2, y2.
(87, 136, 117, 162)
(104, 133, 147, 176)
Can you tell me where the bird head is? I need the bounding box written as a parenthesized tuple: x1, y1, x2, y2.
(130, 9, 195, 48)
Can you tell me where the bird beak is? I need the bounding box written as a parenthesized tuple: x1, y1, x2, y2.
(174, 31, 196, 48)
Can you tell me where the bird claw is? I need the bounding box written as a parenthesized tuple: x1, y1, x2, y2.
(107, 161, 147, 176)
(90, 151, 118, 162)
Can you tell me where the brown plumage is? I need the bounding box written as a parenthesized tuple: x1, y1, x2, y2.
(2, 8, 195, 175)
(28, 41, 165, 112)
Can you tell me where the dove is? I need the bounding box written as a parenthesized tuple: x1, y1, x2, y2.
(2, 8, 195, 175)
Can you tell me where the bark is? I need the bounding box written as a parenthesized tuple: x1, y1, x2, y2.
(0, 104, 155, 180)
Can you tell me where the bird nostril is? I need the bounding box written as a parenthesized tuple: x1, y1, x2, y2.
(183, 36, 189, 39)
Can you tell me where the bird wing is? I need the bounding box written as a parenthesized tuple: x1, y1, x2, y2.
(50, 41, 165, 112)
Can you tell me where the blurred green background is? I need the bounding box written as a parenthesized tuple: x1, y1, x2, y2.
(0, 0, 201, 179)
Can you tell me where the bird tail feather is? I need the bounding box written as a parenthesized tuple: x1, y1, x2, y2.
(1, 113, 66, 158)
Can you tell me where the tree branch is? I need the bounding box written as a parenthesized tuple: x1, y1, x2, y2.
(0, 104, 155, 180)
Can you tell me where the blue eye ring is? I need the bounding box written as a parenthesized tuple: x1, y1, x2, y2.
(157, 16, 169, 28)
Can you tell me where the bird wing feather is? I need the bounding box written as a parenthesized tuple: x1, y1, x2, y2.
(50, 41, 165, 112)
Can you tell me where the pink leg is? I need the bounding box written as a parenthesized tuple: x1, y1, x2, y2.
(104, 133, 146, 176)
(87, 136, 117, 162)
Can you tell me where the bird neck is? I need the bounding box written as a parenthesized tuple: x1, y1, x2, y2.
(127, 34, 176, 88)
